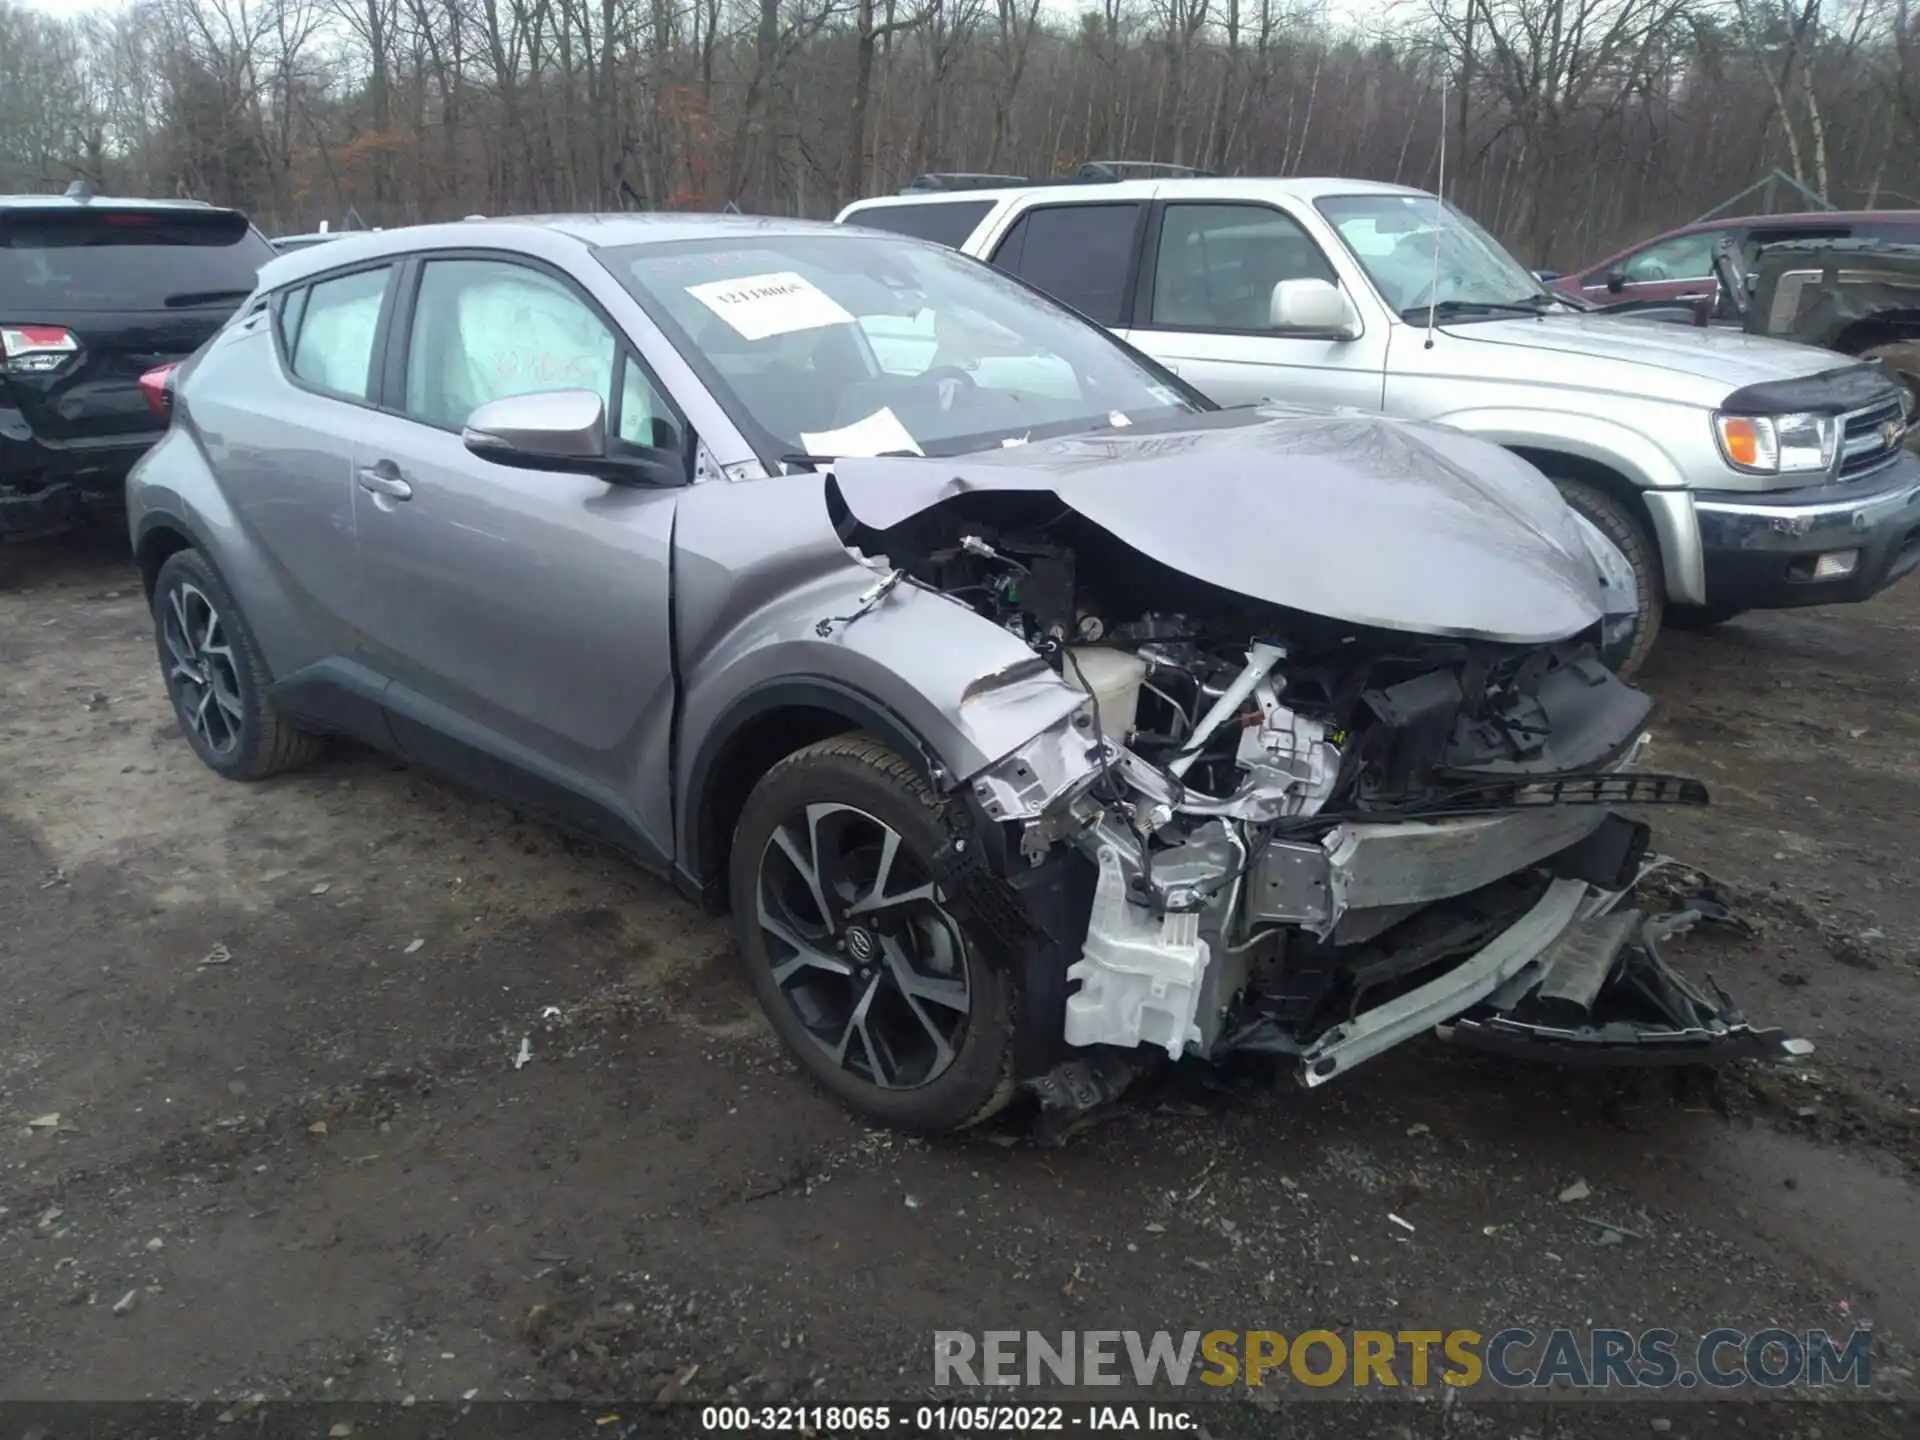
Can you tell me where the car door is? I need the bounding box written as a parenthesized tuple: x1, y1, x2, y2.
(343, 252, 687, 863)
(1116, 200, 1387, 411)
(211, 260, 398, 679)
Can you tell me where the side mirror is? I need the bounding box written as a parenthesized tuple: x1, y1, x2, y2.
(1605, 272, 1627, 295)
(462, 389, 683, 486)
(1268, 278, 1361, 339)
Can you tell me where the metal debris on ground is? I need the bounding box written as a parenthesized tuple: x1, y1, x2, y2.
(111, 1289, 137, 1315)
(310, 881, 332, 895)
(514, 1036, 533, 1070)
(1559, 1178, 1592, 1203)
(1388, 1213, 1416, 1233)
(28, 1113, 60, 1130)
(200, 943, 232, 967)
(404, 938, 424, 954)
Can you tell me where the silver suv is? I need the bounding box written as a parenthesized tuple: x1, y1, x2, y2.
(839, 178, 1920, 675)
(128, 215, 1801, 1134)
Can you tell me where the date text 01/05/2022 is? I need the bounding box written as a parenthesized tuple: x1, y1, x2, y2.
(698, 1403, 1199, 1432)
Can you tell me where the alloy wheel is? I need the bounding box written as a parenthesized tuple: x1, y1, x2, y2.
(160, 580, 245, 757)
(754, 802, 972, 1089)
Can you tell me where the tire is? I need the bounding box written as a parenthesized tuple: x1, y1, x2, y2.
(1548, 476, 1663, 679)
(728, 734, 1018, 1133)
(151, 548, 323, 780)
(1664, 603, 1747, 631)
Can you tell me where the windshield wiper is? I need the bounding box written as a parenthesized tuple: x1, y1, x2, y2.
(1403, 296, 1556, 324)
(163, 288, 254, 308)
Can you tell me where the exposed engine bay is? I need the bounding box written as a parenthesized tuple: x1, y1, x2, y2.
(826, 481, 1808, 1127)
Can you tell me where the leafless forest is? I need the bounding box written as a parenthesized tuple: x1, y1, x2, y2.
(2, 0, 1917, 267)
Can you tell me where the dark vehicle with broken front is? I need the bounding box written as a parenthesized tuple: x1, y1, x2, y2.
(2, 185, 272, 539)
(125, 215, 1804, 1133)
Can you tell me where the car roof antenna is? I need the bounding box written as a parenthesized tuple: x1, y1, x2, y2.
(1424, 63, 1447, 351)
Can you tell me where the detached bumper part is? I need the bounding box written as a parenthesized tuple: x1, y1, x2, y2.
(1439, 909, 1814, 1066)
(1297, 877, 1589, 1085)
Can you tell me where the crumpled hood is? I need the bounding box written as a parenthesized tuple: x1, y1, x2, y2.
(830, 406, 1607, 645)
(1455, 311, 1844, 395)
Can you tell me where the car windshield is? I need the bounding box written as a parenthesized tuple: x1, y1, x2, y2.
(601, 232, 1199, 460)
(1316, 194, 1551, 320)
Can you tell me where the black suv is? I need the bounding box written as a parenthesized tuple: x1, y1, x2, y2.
(2, 187, 274, 539)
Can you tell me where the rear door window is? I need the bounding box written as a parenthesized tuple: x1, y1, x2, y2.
(989, 202, 1144, 325)
(288, 266, 391, 401)
(0, 207, 273, 312)
(843, 201, 993, 249)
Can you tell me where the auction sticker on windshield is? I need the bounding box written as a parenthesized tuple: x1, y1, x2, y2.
(686, 270, 853, 340)
(801, 406, 923, 458)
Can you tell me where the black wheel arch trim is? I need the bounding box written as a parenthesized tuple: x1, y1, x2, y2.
(677, 676, 948, 906)
(133, 506, 210, 595)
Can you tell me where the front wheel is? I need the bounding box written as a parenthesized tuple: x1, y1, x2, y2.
(1550, 477, 1663, 679)
(728, 735, 1018, 1133)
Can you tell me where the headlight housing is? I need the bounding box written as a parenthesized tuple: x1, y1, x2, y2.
(1713, 411, 1840, 476)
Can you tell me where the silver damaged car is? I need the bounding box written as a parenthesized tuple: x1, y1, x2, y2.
(126, 216, 1807, 1133)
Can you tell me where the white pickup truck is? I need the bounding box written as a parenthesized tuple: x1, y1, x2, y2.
(837, 177, 1920, 675)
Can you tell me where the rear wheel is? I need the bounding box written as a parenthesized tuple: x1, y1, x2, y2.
(728, 735, 1017, 1133)
(152, 549, 323, 780)
(1548, 476, 1663, 679)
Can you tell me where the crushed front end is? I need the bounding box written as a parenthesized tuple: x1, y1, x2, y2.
(886, 510, 1810, 1115)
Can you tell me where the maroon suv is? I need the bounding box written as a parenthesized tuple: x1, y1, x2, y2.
(1553, 210, 1920, 306)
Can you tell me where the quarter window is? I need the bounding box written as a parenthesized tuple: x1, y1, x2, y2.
(288, 266, 389, 400)
(990, 203, 1143, 325)
(1150, 203, 1337, 330)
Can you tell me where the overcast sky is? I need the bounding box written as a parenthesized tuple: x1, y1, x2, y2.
(22, 0, 130, 12)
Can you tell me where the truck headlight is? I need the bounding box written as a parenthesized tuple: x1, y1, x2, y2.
(1713, 411, 1839, 475)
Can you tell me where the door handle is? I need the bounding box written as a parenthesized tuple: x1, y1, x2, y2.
(356, 464, 413, 501)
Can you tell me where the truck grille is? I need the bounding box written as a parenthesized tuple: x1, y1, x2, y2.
(1838, 394, 1908, 481)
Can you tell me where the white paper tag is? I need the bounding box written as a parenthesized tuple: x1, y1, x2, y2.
(800, 407, 924, 458)
(686, 271, 853, 341)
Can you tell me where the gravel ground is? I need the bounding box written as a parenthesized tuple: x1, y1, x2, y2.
(2, 530, 1918, 1434)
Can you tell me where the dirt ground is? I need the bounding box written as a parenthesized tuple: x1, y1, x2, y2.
(3, 529, 1919, 1431)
